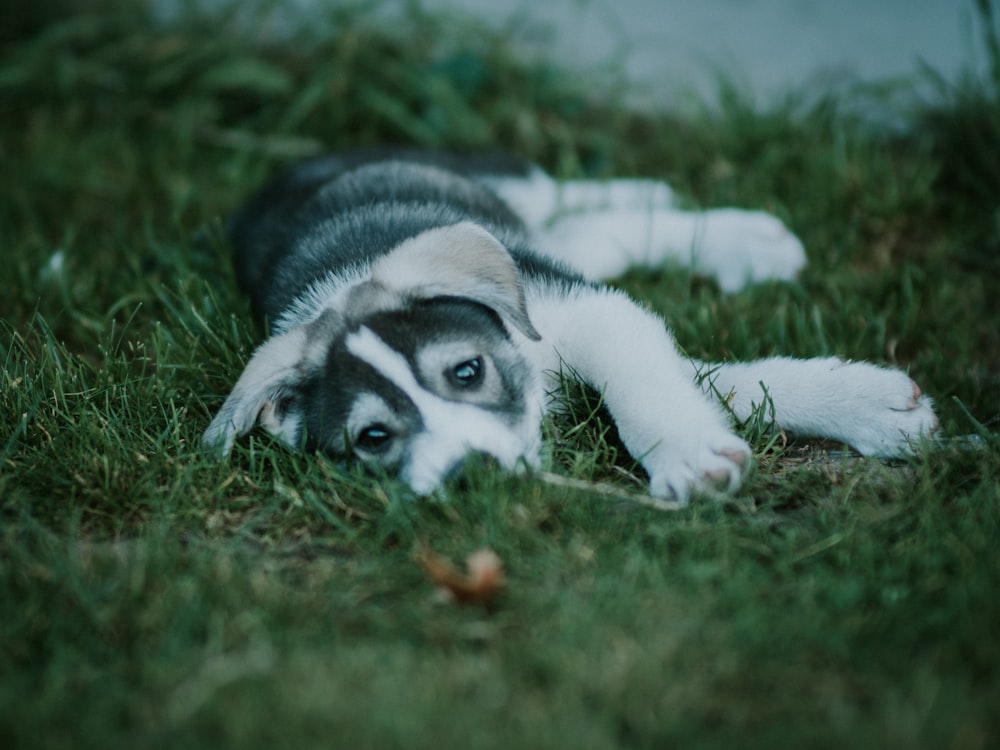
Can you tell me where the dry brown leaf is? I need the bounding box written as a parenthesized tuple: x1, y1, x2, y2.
(417, 547, 505, 605)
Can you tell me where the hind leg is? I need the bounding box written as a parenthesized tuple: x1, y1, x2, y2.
(486, 169, 807, 291)
(690, 356, 938, 456)
(484, 167, 676, 236)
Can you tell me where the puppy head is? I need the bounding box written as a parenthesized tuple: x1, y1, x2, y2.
(202, 222, 544, 494)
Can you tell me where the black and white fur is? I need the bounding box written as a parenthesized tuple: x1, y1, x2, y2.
(203, 149, 937, 502)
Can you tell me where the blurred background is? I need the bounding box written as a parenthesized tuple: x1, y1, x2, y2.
(145, 0, 980, 110)
(419, 0, 977, 108)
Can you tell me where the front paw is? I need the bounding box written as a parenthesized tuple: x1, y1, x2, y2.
(645, 430, 751, 504)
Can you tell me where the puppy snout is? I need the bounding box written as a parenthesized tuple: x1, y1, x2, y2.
(445, 451, 502, 486)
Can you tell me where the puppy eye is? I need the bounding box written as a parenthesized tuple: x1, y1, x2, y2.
(355, 424, 392, 451)
(450, 357, 483, 387)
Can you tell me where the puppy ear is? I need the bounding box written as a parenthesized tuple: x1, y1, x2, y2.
(371, 221, 541, 341)
(202, 326, 314, 456)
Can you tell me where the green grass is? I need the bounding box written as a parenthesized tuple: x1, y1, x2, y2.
(3, 1, 1000, 747)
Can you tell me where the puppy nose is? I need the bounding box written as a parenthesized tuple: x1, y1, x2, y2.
(445, 451, 502, 486)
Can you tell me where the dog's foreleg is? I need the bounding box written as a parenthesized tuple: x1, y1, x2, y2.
(527, 287, 750, 502)
(691, 356, 938, 456)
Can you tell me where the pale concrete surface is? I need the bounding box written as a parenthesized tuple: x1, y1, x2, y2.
(157, 0, 985, 109)
(420, 0, 983, 109)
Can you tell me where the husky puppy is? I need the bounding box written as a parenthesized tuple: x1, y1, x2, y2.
(202, 149, 938, 501)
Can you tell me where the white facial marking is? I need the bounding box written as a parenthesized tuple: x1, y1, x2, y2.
(345, 327, 540, 493)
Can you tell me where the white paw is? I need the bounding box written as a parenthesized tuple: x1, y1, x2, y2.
(829, 361, 938, 457)
(644, 428, 751, 504)
(695, 209, 807, 292)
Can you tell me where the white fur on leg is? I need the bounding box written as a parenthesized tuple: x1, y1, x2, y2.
(486, 171, 806, 290)
(694, 356, 938, 456)
(686, 209, 807, 292)
(533, 207, 805, 289)
(526, 285, 750, 502)
(485, 170, 676, 233)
